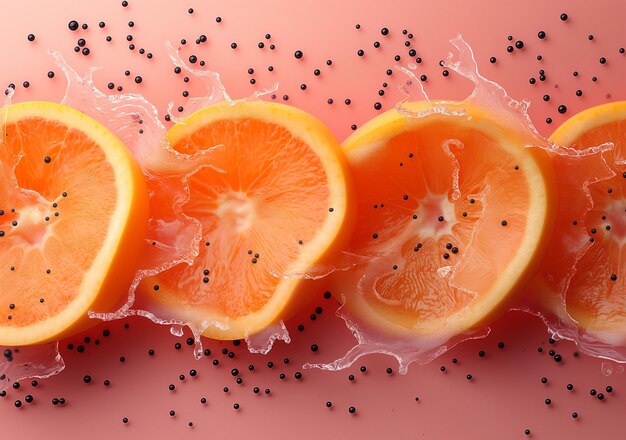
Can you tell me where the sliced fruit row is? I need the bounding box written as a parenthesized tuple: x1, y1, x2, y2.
(0, 99, 624, 352)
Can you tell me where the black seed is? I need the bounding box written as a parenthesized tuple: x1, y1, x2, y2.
(348, 406, 356, 414)
(560, 13, 568, 21)
(294, 50, 303, 59)
(538, 31, 546, 39)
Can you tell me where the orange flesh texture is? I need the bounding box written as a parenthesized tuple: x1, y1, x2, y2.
(143, 101, 352, 339)
(341, 102, 555, 336)
(0, 103, 148, 345)
(554, 117, 626, 331)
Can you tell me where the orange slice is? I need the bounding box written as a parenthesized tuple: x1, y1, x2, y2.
(548, 101, 626, 336)
(0, 102, 149, 346)
(337, 101, 556, 337)
(140, 100, 353, 340)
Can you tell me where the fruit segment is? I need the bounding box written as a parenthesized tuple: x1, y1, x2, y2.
(544, 102, 626, 346)
(0, 102, 149, 346)
(137, 100, 354, 341)
(338, 100, 555, 338)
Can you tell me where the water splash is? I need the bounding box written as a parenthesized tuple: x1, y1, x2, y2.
(0, 344, 64, 392)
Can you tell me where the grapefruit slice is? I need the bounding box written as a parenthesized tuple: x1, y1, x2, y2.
(548, 101, 626, 337)
(338, 100, 556, 337)
(0, 102, 148, 346)
(139, 100, 353, 340)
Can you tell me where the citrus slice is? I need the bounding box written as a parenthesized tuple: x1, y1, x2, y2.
(548, 101, 626, 336)
(338, 100, 556, 337)
(0, 101, 149, 346)
(139, 100, 353, 340)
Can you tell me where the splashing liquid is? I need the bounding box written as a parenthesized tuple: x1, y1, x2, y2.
(304, 35, 615, 374)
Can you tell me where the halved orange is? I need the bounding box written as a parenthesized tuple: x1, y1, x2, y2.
(0, 102, 149, 346)
(547, 102, 626, 338)
(138, 100, 353, 340)
(336, 100, 556, 337)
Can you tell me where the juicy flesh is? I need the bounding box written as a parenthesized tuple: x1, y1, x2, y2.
(347, 121, 531, 330)
(149, 118, 330, 319)
(564, 120, 626, 329)
(0, 117, 116, 327)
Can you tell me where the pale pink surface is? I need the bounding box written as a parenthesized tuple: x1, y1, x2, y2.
(1, 0, 625, 438)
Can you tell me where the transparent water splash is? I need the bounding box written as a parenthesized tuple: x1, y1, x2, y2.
(601, 362, 625, 376)
(0, 344, 64, 392)
(245, 321, 291, 355)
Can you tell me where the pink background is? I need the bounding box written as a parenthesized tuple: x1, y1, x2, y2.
(1, 0, 625, 438)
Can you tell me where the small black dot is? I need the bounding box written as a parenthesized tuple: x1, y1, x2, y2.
(560, 13, 568, 21)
